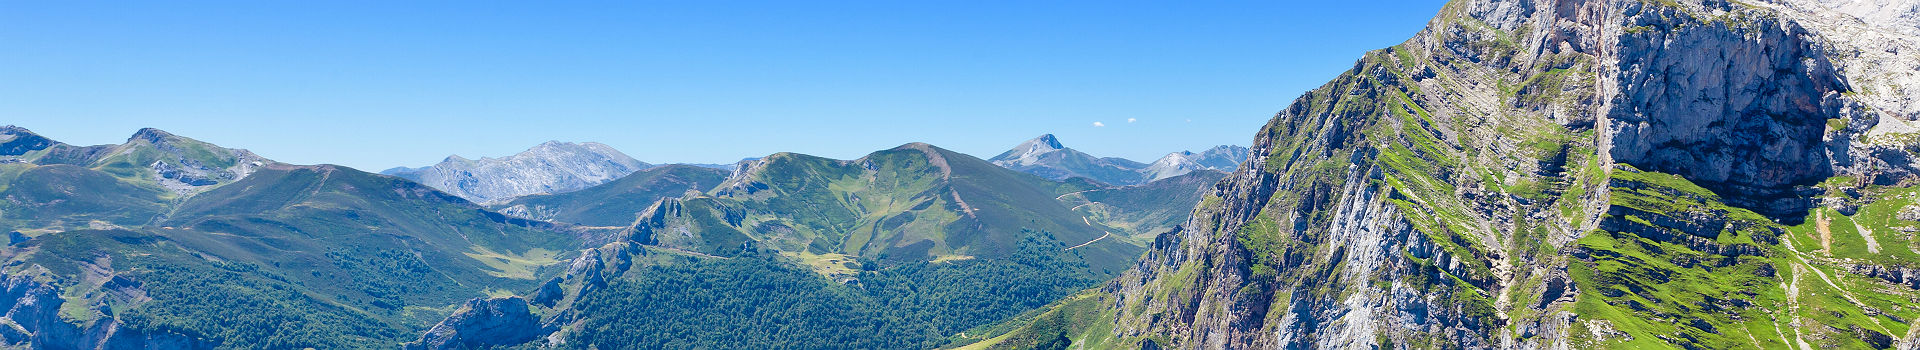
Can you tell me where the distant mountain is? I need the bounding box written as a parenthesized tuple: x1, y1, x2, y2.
(987, 134, 1150, 185)
(382, 141, 651, 204)
(409, 142, 1210, 349)
(1138, 145, 1249, 182)
(495, 165, 730, 228)
(3, 126, 274, 195)
(0, 126, 276, 233)
(632, 143, 1142, 271)
(0, 128, 582, 349)
(988, 134, 1246, 185)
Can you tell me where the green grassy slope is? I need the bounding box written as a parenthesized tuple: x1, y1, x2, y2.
(629, 144, 1140, 274)
(7, 164, 581, 348)
(0, 164, 169, 233)
(564, 230, 1100, 350)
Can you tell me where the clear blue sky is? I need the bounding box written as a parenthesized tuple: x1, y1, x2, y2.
(2, 1, 1445, 171)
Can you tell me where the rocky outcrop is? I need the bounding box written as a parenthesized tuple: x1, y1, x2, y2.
(383, 141, 652, 204)
(406, 297, 546, 350)
(1603, 1, 1847, 217)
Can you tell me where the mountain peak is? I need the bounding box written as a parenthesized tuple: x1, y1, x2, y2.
(0, 125, 59, 156)
(390, 141, 653, 204)
(991, 134, 1072, 165)
(1026, 134, 1064, 150)
(128, 127, 176, 144)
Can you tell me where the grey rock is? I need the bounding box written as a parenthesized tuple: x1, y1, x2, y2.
(384, 141, 652, 204)
(407, 297, 546, 350)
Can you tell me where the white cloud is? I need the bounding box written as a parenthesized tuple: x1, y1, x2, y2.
(1126, 118, 1137, 123)
(1092, 122, 1106, 127)
(1185, 118, 1193, 123)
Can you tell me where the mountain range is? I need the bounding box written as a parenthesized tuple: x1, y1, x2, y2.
(0, 126, 1225, 348)
(381, 135, 1241, 207)
(989, 134, 1247, 186)
(6, 0, 1920, 348)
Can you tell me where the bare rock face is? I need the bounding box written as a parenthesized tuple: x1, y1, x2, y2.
(406, 297, 545, 350)
(384, 141, 652, 204)
(1604, 2, 1848, 216)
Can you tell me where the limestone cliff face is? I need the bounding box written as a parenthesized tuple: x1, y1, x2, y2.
(969, 0, 1920, 349)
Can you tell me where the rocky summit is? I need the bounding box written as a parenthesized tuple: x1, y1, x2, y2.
(956, 0, 1920, 349)
(383, 141, 652, 204)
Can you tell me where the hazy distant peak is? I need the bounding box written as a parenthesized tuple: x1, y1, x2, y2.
(386, 141, 654, 204)
(991, 134, 1075, 167)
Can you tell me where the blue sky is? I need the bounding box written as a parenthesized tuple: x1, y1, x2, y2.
(2, 1, 1445, 171)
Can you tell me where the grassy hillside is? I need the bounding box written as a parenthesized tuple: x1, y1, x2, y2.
(565, 230, 1099, 349)
(0, 164, 169, 233)
(627, 144, 1143, 275)
(6, 164, 580, 348)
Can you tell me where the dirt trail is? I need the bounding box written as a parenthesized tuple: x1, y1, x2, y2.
(1055, 189, 1097, 201)
(1065, 231, 1111, 251)
(1852, 220, 1882, 254)
(1816, 210, 1834, 254)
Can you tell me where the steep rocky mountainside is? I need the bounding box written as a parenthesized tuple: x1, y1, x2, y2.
(990, 134, 1248, 186)
(383, 141, 651, 205)
(957, 0, 1920, 349)
(0, 127, 274, 234)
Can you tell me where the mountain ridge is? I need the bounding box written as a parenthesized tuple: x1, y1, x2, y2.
(988, 134, 1247, 185)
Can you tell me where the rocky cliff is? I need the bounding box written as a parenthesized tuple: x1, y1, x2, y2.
(958, 0, 1920, 348)
(383, 141, 652, 204)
